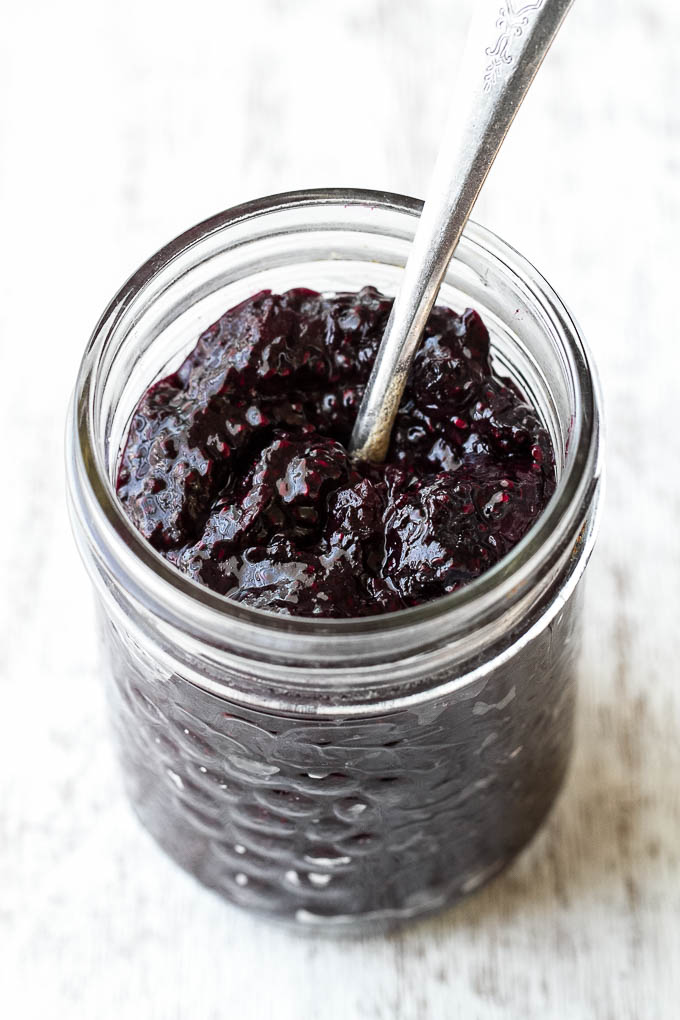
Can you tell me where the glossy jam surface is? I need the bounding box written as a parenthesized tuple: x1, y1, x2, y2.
(117, 287, 555, 617)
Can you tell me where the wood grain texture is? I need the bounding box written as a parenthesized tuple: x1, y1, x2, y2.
(1, 1, 679, 1017)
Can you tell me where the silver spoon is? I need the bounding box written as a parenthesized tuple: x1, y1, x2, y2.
(349, 0, 575, 463)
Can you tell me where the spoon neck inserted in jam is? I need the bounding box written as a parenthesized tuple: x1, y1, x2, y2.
(349, 0, 575, 464)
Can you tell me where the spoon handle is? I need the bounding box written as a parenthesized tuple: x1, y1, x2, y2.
(349, 0, 575, 462)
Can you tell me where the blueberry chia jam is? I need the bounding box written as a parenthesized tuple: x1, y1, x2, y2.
(117, 287, 555, 618)
(67, 192, 602, 931)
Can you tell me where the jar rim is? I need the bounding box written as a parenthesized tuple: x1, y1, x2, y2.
(67, 187, 602, 668)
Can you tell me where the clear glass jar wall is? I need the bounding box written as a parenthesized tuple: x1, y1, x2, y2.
(67, 190, 603, 932)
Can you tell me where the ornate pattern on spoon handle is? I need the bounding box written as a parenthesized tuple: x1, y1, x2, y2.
(484, 1, 546, 90)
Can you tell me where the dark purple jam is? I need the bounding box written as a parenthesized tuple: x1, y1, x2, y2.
(117, 287, 555, 617)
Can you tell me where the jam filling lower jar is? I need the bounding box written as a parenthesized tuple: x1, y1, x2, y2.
(66, 190, 602, 932)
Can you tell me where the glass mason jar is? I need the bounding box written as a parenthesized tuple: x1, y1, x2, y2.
(66, 189, 603, 933)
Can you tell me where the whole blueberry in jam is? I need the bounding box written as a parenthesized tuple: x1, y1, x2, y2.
(117, 287, 555, 617)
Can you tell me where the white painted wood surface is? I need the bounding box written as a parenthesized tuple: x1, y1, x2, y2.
(1, 1, 679, 1017)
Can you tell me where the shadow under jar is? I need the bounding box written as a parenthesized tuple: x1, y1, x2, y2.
(66, 189, 603, 933)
